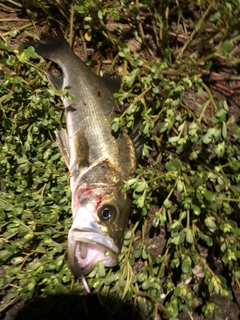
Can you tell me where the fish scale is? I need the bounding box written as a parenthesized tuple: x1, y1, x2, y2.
(28, 30, 136, 277)
(65, 73, 120, 165)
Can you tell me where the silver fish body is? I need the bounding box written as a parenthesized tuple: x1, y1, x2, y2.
(31, 32, 136, 275)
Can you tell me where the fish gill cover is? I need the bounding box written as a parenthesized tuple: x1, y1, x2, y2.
(0, 1, 240, 319)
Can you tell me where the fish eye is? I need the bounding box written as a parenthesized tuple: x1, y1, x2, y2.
(102, 208, 111, 220)
(98, 205, 118, 222)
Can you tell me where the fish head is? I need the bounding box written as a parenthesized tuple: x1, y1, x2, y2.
(68, 183, 131, 276)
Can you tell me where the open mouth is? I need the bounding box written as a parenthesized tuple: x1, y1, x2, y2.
(68, 228, 119, 276)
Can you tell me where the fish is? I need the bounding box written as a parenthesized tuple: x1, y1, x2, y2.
(29, 30, 136, 276)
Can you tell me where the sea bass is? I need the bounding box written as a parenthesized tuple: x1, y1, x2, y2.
(30, 31, 136, 276)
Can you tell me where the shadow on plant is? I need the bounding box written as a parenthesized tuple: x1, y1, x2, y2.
(13, 293, 141, 320)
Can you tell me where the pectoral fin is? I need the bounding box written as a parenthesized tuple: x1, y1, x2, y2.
(68, 130, 89, 181)
(56, 129, 90, 174)
(73, 130, 90, 169)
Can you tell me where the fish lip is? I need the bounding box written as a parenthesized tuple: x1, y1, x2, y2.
(70, 229, 119, 253)
(68, 227, 119, 276)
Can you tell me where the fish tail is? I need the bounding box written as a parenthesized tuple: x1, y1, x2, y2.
(25, 29, 70, 61)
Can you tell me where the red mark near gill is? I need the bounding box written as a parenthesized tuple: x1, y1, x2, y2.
(97, 91, 101, 97)
(85, 185, 93, 194)
(94, 195, 102, 211)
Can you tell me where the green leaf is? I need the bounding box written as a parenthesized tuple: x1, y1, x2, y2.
(215, 141, 225, 158)
(152, 216, 159, 227)
(174, 286, 181, 296)
(98, 10, 103, 19)
(97, 261, 106, 277)
(17, 157, 28, 164)
(172, 233, 185, 245)
(186, 229, 193, 243)
(28, 262, 41, 271)
(222, 122, 227, 138)
(233, 228, 240, 236)
(137, 297, 148, 317)
(137, 273, 145, 283)
(17, 46, 38, 62)
(202, 128, 214, 144)
(142, 280, 151, 290)
(168, 136, 179, 144)
(0, 199, 8, 210)
(111, 118, 120, 132)
(134, 245, 142, 258)
(135, 181, 148, 192)
(118, 276, 126, 288)
(221, 40, 234, 53)
(142, 248, 148, 260)
(124, 231, 132, 240)
(205, 217, 217, 232)
(103, 274, 118, 285)
(177, 180, 183, 192)
(193, 205, 201, 215)
(204, 189, 215, 202)
(165, 159, 182, 171)
(0, 250, 13, 261)
(126, 178, 138, 187)
(163, 199, 172, 208)
(137, 189, 146, 208)
(182, 260, 190, 273)
(27, 279, 36, 291)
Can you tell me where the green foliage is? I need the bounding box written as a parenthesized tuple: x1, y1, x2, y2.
(1, 0, 240, 319)
(0, 39, 79, 307)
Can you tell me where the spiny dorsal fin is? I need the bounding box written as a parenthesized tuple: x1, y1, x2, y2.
(131, 129, 143, 160)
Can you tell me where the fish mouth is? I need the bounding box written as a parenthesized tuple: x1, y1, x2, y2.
(68, 224, 119, 276)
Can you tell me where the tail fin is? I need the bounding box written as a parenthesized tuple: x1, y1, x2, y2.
(24, 29, 70, 61)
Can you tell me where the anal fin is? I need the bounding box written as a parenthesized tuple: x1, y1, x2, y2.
(47, 72, 64, 90)
(102, 72, 121, 94)
(55, 128, 70, 168)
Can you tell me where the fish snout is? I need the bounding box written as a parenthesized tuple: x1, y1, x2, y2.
(67, 213, 119, 276)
